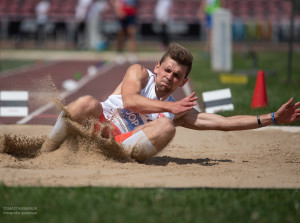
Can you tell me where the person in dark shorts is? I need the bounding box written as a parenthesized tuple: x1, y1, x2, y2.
(197, 0, 224, 56)
(110, 0, 138, 64)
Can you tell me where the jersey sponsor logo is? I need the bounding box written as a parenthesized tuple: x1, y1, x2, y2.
(119, 108, 144, 131)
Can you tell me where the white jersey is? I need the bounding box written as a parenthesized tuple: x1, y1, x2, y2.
(101, 69, 175, 134)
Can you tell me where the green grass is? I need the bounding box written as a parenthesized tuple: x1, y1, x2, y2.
(1, 186, 299, 223)
(0, 52, 300, 222)
(189, 51, 300, 125)
(0, 59, 35, 74)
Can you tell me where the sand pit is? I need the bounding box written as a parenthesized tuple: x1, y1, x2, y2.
(0, 124, 299, 188)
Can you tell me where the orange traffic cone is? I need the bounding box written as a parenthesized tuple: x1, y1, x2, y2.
(251, 70, 268, 108)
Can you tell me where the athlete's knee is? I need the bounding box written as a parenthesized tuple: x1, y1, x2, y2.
(68, 95, 101, 120)
(123, 119, 175, 163)
(158, 117, 176, 138)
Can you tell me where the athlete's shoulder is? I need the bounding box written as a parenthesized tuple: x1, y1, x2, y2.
(127, 63, 146, 71)
(127, 64, 149, 78)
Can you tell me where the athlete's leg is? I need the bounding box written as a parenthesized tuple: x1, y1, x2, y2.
(204, 14, 212, 55)
(116, 26, 126, 64)
(121, 117, 176, 162)
(67, 95, 102, 124)
(126, 24, 138, 63)
(116, 18, 127, 54)
(134, 117, 175, 150)
(41, 95, 102, 153)
(116, 29, 126, 53)
(127, 25, 136, 53)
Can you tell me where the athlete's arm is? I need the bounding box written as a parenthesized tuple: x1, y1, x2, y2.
(122, 64, 169, 114)
(121, 64, 197, 114)
(174, 98, 300, 130)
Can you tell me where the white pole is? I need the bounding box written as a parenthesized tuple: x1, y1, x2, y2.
(211, 8, 232, 72)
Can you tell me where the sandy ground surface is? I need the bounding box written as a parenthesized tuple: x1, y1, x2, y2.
(0, 124, 299, 188)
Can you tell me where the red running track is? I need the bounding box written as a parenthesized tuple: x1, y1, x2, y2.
(0, 60, 189, 125)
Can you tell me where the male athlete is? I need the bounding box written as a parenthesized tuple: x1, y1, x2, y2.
(42, 43, 300, 162)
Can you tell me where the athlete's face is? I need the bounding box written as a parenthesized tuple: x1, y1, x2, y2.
(154, 57, 188, 99)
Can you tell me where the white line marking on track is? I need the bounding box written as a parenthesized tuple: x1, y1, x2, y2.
(17, 62, 116, 124)
(182, 82, 202, 112)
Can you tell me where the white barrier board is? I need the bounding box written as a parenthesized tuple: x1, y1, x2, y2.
(0, 91, 29, 117)
(202, 88, 234, 113)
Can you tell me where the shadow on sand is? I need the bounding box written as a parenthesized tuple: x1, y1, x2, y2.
(145, 156, 233, 166)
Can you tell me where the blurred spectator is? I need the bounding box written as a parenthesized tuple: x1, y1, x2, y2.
(86, 0, 109, 50)
(110, 0, 138, 64)
(154, 0, 173, 50)
(9, 0, 25, 47)
(74, 0, 93, 49)
(35, 0, 50, 47)
(197, 0, 224, 56)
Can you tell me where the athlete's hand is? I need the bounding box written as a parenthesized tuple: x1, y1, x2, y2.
(170, 92, 198, 115)
(275, 98, 300, 124)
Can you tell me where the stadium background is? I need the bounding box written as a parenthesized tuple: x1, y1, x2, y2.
(1, 1, 300, 223)
(1, 0, 300, 49)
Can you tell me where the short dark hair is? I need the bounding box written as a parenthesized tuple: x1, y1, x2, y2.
(160, 43, 193, 77)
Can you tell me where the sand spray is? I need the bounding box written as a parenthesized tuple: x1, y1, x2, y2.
(0, 75, 132, 163)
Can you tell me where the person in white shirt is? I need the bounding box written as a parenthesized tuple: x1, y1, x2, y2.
(86, 0, 109, 50)
(35, 0, 50, 46)
(74, 0, 93, 48)
(154, 0, 173, 49)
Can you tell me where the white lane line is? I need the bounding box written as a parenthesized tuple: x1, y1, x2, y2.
(17, 62, 116, 124)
